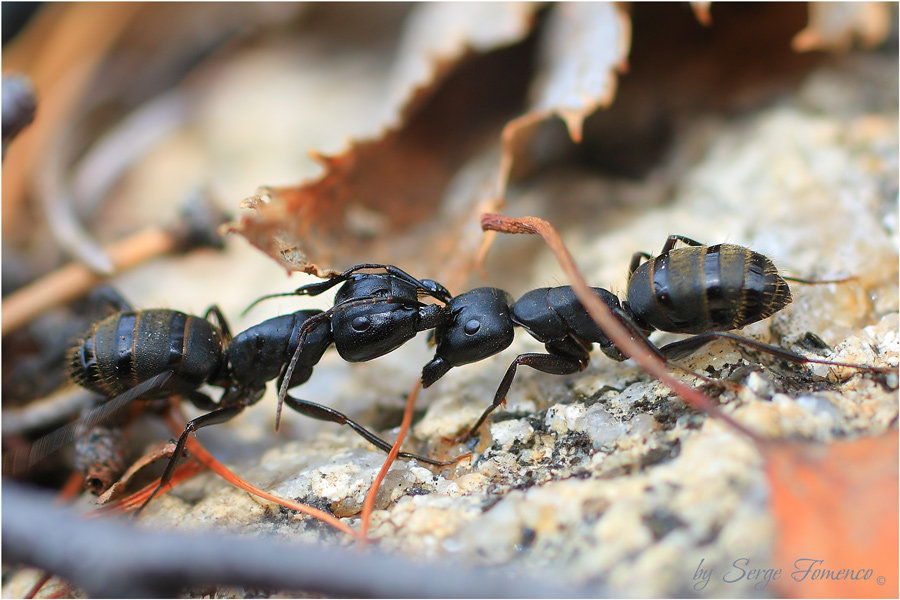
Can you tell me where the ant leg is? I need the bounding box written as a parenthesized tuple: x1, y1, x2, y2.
(293, 263, 404, 297)
(608, 308, 737, 388)
(203, 304, 232, 341)
(330, 264, 450, 302)
(134, 402, 244, 517)
(282, 395, 458, 467)
(245, 268, 401, 313)
(661, 234, 703, 254)
(783, 275, 855, 285)
(628, 251, 652, 275)
(460, 353, 585, 442)
(184, 390, 220, 411)
(629, 234, 704, 275)
(88, 286, 133, 313)
(658, 331, 894, 374)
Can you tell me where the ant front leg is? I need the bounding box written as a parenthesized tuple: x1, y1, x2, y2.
(281, 395, 461, 467)
(134, 400, 244, 517)
(459, 351, 586, 443)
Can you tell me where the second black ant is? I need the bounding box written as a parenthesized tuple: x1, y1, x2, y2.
(271, 235, 894, 443)
(8, 268, 461, 514)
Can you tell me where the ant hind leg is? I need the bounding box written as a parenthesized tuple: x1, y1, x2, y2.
(203, 304, 232, 341)
(134, 402, 244, 517)
(658, 331, 895, 376)
(281, 395, 460, 467)
(661, 235, 703, 254)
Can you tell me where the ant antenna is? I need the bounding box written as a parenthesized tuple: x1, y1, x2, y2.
(242, 292, 299, 316)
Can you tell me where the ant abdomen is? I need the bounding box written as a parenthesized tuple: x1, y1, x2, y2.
(68, 309, 226, 399)
(627, 242, 792, 334)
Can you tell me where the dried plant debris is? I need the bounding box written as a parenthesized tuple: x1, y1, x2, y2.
(499, 3, 630, 182)
(233, 4, 894, 282)
(793, 2, 893, 52)
(234, 3, 632, 280)
(2, 3, 897, 598)
(233, 8, 541, 280)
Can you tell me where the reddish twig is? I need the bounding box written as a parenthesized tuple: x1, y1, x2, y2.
(54, 472, 84, 504)
(359, 381, 421, 544)
(23, 572, 52, 599)
(480, 214, 765, 444)
(162, 408, 360, 538)
(92, 459, 206, 515)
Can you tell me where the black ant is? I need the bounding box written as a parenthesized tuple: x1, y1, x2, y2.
(8, 270, 460, 514)
(272, 236, 894, 443)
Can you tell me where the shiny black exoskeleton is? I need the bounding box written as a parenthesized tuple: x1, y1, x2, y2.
(63, 304, 333, 503)
(626, 235, 792, 333)
(281, 266, 645, 442)
(280, 237, 888, 442)
(24, 270, 460, 511)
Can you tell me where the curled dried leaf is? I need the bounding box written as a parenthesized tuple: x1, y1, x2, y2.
(498, 3, 630, 188)
(234, 15, 538, 279)
(793, 2, 892, 53)
(95, 442, 176, 504)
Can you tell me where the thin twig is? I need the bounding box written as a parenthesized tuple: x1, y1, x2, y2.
(1, 387, 98, 436)
(160, 407, 360, 538)
(93, 458, 207, 514)
(36, 120, 117, 274)
(1, 192, 230, 335)
(2, 227, 176, 333)
(480, 214, 765, 444)
(23, 572, 52, 600)
(359, 381, 421, 543)
(3, 481, 592, 598)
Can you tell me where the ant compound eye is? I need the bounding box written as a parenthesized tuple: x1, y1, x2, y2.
(351, 316, 371, 332)
(464, 319, 481, 335)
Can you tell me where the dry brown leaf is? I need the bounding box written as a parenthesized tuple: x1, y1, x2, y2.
(793, 3, 893, 52)
(498, 2, 630, 188)
(767, 433, 899, 598)
(233, 5, 541, 280)
(383, 3, 540, 126)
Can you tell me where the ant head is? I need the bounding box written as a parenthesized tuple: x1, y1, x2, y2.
(421, 287, 514, 387)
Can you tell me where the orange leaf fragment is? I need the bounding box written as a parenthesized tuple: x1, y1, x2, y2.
(767, 432, 898, 598)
